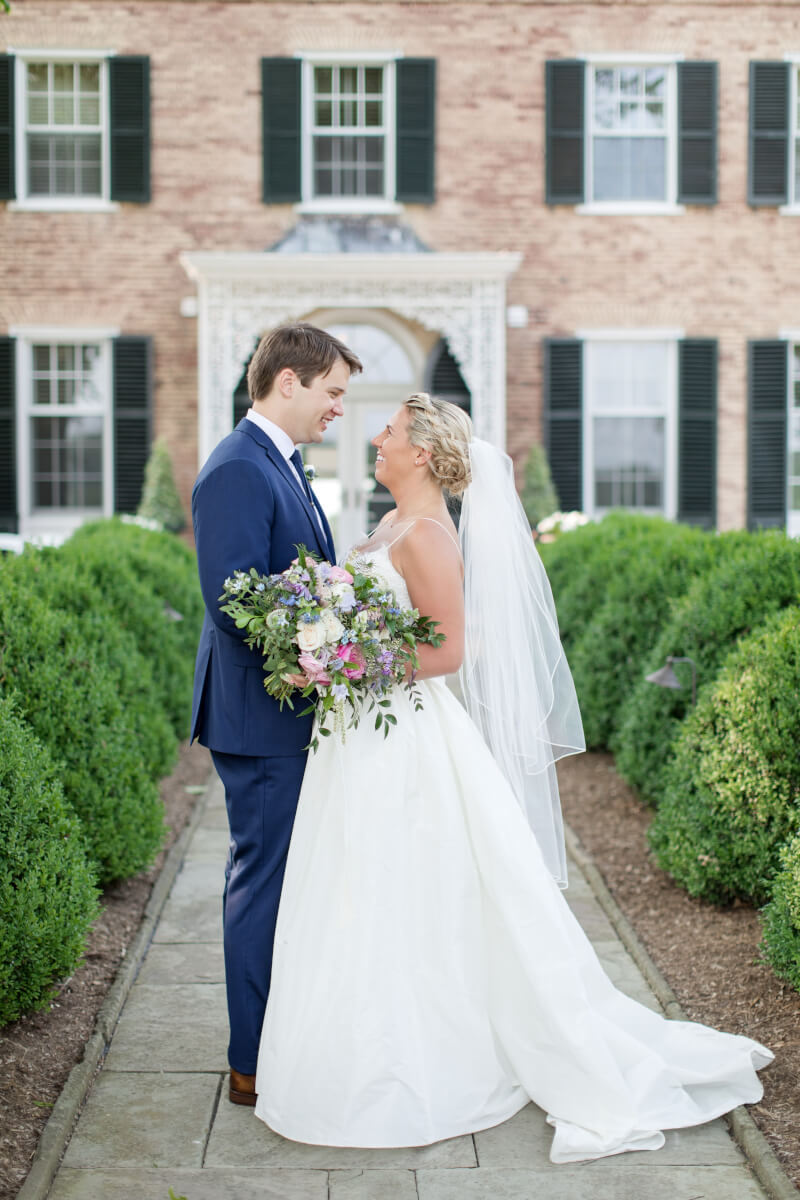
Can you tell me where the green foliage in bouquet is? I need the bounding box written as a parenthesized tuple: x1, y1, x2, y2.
(0, 576, 165, 885)
(0, 697, 99, 1025)
(137, 436, 187, 533)
(519, 443, 560, 530)
(566, 522, 720, 748)
(70, 518, 204, 738)
(613, 531, 800, 804)
(649, 606, 800, 905)
(761, 831, 800, 992)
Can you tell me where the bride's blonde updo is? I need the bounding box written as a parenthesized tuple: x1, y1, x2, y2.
(403, 392, 473, 496)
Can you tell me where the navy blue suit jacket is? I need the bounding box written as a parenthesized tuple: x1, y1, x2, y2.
(191, 418, 335, 757)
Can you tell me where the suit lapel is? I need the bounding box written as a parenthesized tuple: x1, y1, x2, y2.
(238, 419, 334, 561)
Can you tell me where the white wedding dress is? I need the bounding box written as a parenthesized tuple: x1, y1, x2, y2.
(254, 541, 772, 1163)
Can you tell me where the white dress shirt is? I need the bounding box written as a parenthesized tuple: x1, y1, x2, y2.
(245, 407, 325, 533)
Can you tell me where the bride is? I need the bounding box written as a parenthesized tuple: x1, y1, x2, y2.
(254, 392, 772, 1163)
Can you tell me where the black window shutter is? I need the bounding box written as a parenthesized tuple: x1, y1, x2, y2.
(545, 61, 584, 205)
(0, 56, 15, 202)
(748, 62, 789, 206)
(396, 58, 436, 203)
(748, 340, 787, 529)
(109, 56, 150, 203)
(544, 339, 582, 511)
(113, 336, 152, 513)
(677, 62, 717, 205)
(262, 58, 301, 203)
(678, 339, 717, 527)
(0, 336, 17, 533)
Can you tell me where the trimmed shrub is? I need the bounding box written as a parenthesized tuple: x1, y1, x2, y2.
(519, 443, 560, 529)
(137, 437, 187, 533)
(613, 531, 800, 804)
(0, 578, 166, 885)
(1, 547, 175, 779)
(0, 697, 99, 1025)
(70, 518, 203, 726)
(539, 513, 682, 653)
(649, 606, 800, 905)
(761, 832, 800, 992)
(566, 522, 720, 748)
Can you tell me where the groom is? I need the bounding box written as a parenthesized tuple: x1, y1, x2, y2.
(191, 323, 362, 1105)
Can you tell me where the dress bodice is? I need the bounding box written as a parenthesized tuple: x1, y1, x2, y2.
(345, 544, 412, 609)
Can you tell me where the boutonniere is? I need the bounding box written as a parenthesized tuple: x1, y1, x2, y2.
(304, 464, 316, 484)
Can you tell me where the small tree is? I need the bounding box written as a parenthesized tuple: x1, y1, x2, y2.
(137, 437, 187, 533)
(519, 443, 560, 529)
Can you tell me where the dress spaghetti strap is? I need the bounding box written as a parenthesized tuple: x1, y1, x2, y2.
(384, 517, 461, 553)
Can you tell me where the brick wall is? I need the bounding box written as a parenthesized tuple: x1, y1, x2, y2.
(2, 0, 799, 528)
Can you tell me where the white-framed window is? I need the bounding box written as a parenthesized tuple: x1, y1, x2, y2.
(581, 58, 681, 213)
(300, 55, 397, 211)
(789, 343, 800, 536)
(582, 335, 679, 519)
(11, 50, 114, 211)
(13, 330, 115, 537)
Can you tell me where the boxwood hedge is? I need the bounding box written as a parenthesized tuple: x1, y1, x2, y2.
(563, 522, 722, 748)
(648, 606, 800, 905)
(612, 530, 799, 804)
(761, 832, 800, 992)
(0, 697, 99, 1026)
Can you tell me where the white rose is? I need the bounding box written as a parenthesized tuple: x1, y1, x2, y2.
(321, 610, 345, 643)
(296, 621, 326, 652)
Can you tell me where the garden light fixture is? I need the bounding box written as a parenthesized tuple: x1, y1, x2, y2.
(645, 656, 697, 706)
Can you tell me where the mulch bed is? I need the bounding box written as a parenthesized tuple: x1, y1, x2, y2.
(0, 740, 213, 1200)
(558, 752, 800, 1192)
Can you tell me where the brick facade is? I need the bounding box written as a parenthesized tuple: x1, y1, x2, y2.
(2, 0, 799, 531)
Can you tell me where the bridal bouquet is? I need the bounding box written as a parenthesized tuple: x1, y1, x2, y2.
(219, 545, 444, 750)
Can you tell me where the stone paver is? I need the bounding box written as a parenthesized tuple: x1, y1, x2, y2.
(45, 772, 769, 1200)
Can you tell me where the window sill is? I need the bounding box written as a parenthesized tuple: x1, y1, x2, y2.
(20, 510, 106, 544)
(575, 202, 686, 216)
(7, 198, 120, 213)
(294, 199, 403, 216)
(778, 205, 800, 216)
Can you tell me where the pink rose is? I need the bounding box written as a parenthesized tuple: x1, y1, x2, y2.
(298, 652, 331, 686)
(328, 566, 354, 584)
(335, 643, 366, 680)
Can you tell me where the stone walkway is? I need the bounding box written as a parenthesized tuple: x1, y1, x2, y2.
(48, 774, 768, 1200)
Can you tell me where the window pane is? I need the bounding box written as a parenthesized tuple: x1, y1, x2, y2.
(339, 66, 358, 94)
(593, 136, 666, 201)
(593, 416, 665, 510)
(364, 99, 382, 127)
(314, 66, 332, 93)
(53, 63, 73, 92)
(645, 68, 666, 97)
(619, 101, 641, 130)
(590, 341, 670, 412)
(27, 62, 48, 91)
(34, 378, 51, 405)
(792, 483, 800, 509)
(644, 101, 665, 130)
(79, 96, 100, 125)
(795, 137, 800, 205)
(33, 344, 51, 372)
(57, 345, 75, 372)
(28, 95, 49, 125)
(619, 67, 640, 95)
(792, 450, 800, 476)
(79, 62, 99, 91)
(31, 415, 104, 510)
(364, 67, 383, 94)
(53, 95, 75, 125)
(315, 99, 333, 126)
(338, 97, 357, 126)
(313, 134, 384, 197)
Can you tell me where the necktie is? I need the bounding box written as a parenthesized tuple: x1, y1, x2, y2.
(290, 449, 314, 503)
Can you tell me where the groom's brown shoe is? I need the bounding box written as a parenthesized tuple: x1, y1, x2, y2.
(229, 1069, 257, 1106)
